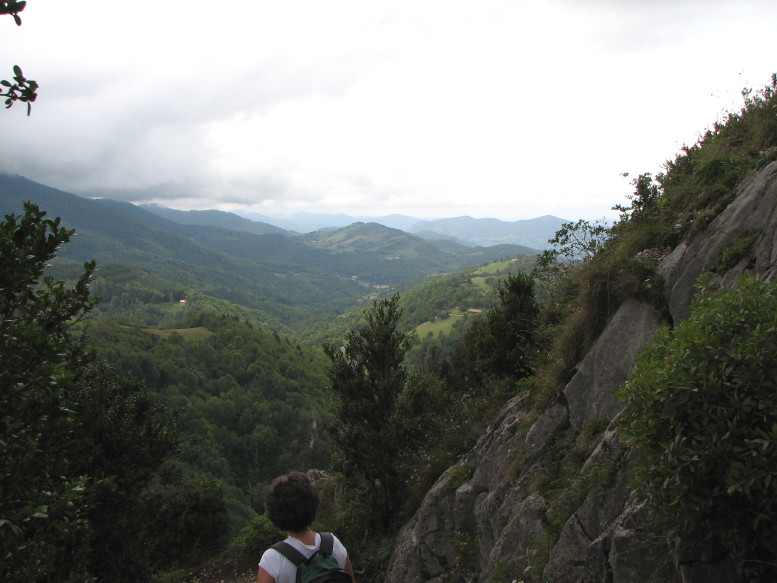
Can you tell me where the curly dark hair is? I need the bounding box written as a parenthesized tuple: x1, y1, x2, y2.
(264, 471, 320, 532)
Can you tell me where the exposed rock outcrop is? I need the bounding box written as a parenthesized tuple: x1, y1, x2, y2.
(385, 162, 777, 583)
(662, 161, 777, 323)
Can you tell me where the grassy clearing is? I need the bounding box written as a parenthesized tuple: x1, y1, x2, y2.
(416, 314, 464, 337)
(143, 326, 214, 341)
(473, 260, 511, 275)
(471, 277, 491, 292)
(134, 303, 188, 317)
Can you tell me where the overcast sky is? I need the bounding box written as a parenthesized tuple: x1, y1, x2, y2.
(1, 0, 775, 221)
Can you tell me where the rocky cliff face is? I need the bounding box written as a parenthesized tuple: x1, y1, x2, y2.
(384, 161, 777, 583)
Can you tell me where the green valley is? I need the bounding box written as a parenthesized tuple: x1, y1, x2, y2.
(0, 175, 543, 582)
(0, 175, 542, 551)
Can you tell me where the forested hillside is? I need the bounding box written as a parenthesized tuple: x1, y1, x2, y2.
(86, 313, 334, 535)
(0, 175, 365, 324)
(0, 174, 539, 292)
(300, 254, 537, 355)
(2, 205, 229, 582)
(46, 262, 294, 333)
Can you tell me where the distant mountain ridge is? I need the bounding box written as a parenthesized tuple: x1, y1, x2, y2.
(98, 202, 563, 250)
(408, 230, 477, 248)
(239, 211, 431, 233)
(407, 215, 568, 250)
(139, 204, 296, 236)
(243, 211, 568, 249)
(0, 174, 364, 324)
(0, 174, 541, 295)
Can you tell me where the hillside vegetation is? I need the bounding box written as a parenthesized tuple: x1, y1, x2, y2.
(544, 75, 777, 387)
(300, 255, 537, 355)
(507, 75, 777, 581)
(0, 176, 367, 324)
(86, 313, 334, 535)
(7, 75, 776, 583)
(316, 78, 777, 583)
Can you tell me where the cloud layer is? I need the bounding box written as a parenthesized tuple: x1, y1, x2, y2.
(1, 0, 775, 220)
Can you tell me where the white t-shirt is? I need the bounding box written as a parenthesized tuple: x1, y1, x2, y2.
(258, 533, 348, 583)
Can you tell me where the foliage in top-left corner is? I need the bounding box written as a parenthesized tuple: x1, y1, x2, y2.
(1, 2, 38, 114)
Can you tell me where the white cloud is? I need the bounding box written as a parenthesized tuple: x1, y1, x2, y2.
(0, 0, 775, 221)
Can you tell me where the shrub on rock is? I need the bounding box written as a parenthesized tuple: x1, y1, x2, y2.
(619, 275, 777, 557)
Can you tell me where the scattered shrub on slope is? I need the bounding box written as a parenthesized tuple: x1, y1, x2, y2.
(619, 275, 777, 559)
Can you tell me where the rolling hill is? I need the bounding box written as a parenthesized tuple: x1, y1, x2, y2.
(0, 174, 363, 324)
(0, 174, 544, 332)
(1, 175, 540, 285)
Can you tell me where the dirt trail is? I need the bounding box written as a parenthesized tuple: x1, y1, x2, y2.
(182, 555, 257, 583)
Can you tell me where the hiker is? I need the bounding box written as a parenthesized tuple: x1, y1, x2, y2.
(257, 471, 356, 583)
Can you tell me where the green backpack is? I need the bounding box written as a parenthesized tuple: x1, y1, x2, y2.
(271, 532, 352, 583)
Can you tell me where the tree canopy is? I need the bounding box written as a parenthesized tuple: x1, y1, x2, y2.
(324, 295, 438, 531)
(0, 204, 188, 582)
(0, 203, 98, 580)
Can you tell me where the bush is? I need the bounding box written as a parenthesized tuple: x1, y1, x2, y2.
(234, 515, 284, 557)
(143, 478, 230, 571)
(618, 275, 777, 557)
(715, 231, 761, 273)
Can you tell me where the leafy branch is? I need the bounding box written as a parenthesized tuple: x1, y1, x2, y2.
(532, 219, 610, 296)
(1, 1, 38, 115)
(1, 65, 38, 115)
(0, 0, 26, 25)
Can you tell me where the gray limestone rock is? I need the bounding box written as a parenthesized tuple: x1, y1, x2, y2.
(661, 161, 777, 323)
(384, 395, 531, 583)
(542, 427, 631, 583)
(563, 299, 665, 433)
(383, 472, 458, 583)
(674, 537, 736, 583)
(468, 393, 530, 492)
(484, 493, 548, 583)
(544, 514, 591, 583)
(384, 162, 777, 583)
(577, 503, 676, 583)
(607, 504, 675, 583)
(523, 399, 569, 463)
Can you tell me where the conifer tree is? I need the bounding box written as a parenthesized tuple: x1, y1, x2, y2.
(324, 295, 428, 531)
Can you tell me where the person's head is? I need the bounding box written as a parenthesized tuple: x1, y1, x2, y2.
(264, 471, 320, 532)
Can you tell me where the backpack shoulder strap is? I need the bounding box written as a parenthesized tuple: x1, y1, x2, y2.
(271, 541, 307, 566)
(319, 532, 334, 556)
